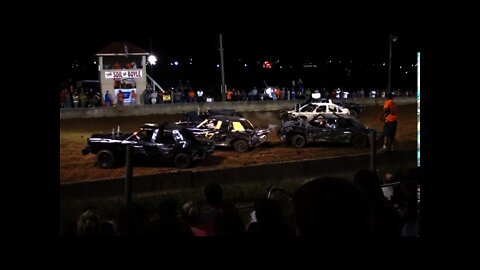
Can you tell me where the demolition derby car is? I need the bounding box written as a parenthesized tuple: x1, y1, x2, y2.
(278, 114, 382, 148)
(176, 109, 243, 126)
(179, 115, 269, 152)
(81, 123, 215, 168)
(317, 98, 363, 117)
(281, 101, 351, 121)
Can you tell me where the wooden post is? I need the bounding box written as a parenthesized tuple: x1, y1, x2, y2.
(370, 130, 376, 173)
(125, 145, 133, 204)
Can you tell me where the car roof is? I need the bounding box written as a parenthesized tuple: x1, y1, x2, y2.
(208, 109, 241, 115)
(141, 123, 160, 129)
(314, 113, 356, 120)
(310, 102, 341, 106)
(208, 115, 246, 121)
(141, 122, 186, 131)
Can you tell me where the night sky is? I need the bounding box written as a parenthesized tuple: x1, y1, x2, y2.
(59, 15, 424, 94)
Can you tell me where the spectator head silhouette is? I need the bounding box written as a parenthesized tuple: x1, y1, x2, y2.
(204, 182, 223, 209)
(76, 209, 101, 236)
(117, 202, 148, 236)
(181, 201, 202, 224)
(293, 177, 372, 237)
(354, 169, 385, 202)
(214, 202, 245, 236)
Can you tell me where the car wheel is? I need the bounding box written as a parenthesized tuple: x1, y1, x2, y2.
(233, 140, 249, 153)
(349, 110, 358, 117)
(174, 153, 192, 168)
(97, 149, 115, 168)
(291, 134, 306, 148)
(352, 134, 368, 148)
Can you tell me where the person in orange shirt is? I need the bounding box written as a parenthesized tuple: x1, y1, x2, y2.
(380, 92, 398, 152)
(188, 89, 196, 103)
(226, 89, 233, 101)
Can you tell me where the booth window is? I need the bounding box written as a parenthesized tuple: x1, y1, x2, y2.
(103, 56, 143, 69)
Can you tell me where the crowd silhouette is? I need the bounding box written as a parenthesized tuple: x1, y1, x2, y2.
(61, 167, 420, 237)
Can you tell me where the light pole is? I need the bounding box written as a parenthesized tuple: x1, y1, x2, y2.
(387, 33, 397, 94)
(148, 37, 156, 90)
(219, 33, 226, 102)
(148, 54, 157, 90)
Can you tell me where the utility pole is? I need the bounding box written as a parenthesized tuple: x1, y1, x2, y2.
(219, 33, 226, 102)
(387, 33, 397, 94)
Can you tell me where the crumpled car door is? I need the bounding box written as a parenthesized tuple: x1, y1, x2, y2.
(213, 120, 229, 145)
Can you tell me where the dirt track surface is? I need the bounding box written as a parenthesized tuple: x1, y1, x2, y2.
(60, 104, 417, 183)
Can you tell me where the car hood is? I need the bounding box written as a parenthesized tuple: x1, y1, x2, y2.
(281, 118, 308, 127)
(254, 128, 270, 136)
(89, 132, 131, 140)
(187, 127, 211, 133)
(175, 121, 201, 128)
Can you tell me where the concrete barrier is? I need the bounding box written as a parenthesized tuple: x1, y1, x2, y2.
(60, 149, 417, 201)
(60, 97, 416, 119)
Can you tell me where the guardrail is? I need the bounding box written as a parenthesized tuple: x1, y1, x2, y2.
(60, 97, 416, 119)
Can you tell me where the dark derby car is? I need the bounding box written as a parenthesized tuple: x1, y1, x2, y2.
(188, 115, 269, 152)
(81, 123, 215, 169)
(278, 114, 381, 148)
(177, 109, 243, 126)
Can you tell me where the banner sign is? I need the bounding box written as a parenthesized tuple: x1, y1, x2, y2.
(105, 70, 142, 79)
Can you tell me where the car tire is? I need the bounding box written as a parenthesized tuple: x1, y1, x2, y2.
(352, 134, 368, 148)
(174, 153, 192, 168)
(291, 134, 306, 148)
(97, 149, 115, 168)
(233, 140, 249, 153)
(349, 110, 358, 117)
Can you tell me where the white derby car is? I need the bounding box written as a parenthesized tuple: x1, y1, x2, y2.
(285, 102, 351, 121)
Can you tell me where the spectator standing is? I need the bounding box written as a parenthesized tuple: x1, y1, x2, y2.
(117, 90, 124, 106)
(59, 89, 66, 108)
(188, 89, 196, 103)
(79, 90, 87, 108)
(104, 91, 112, 107)
(380, 93, 398, 152)
(72, 90, 80, 108)
(130, 90, 137, 105)
(197, 89, 204, 102)
(157, 90, 164, 104)
(150, 90, 158, 104)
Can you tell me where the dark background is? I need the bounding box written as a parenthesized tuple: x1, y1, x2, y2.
(59, 22, 423, 97)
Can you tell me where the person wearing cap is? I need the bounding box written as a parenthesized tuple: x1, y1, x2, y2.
(380, 92, 398, 152)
